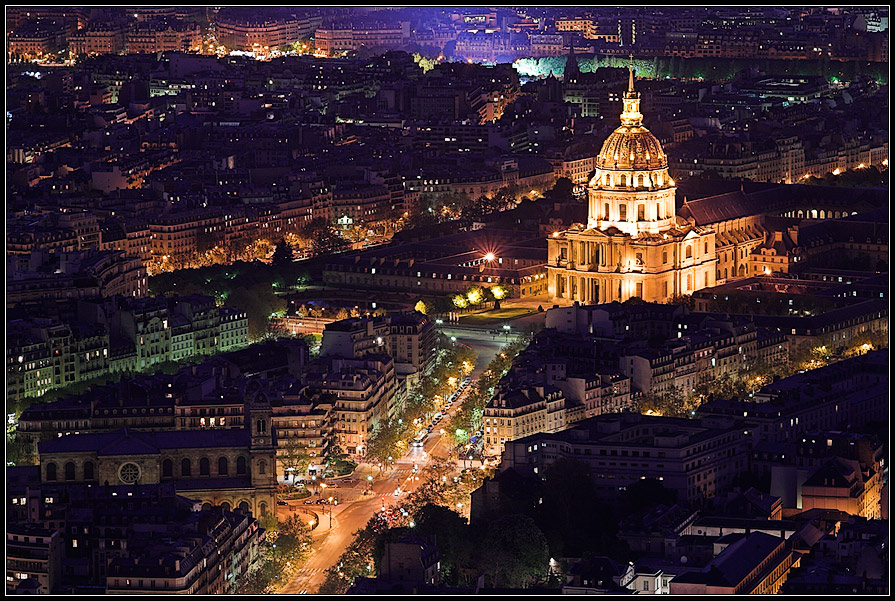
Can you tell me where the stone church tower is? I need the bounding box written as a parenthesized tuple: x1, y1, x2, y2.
(247, 387, 276, 491)
(547, 59, 716, 304)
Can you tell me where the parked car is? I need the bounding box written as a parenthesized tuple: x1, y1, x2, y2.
(277, 500, 287, 506)
(304, 499, 315, 505)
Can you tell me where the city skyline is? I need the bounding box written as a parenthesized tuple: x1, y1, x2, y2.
(6, 5, 888, 595)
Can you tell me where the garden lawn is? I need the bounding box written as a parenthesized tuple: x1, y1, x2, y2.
(458, 308, 534, 326)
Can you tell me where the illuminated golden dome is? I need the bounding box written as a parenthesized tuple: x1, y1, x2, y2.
(595, 59, 667, 172)
(596, 126, 667, 171)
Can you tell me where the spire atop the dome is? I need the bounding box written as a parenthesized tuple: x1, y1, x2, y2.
(619, 55, 642, 126)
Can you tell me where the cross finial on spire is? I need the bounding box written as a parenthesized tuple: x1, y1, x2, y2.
(628, 54, 635, 93)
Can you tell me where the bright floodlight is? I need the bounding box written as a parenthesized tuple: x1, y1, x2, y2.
(484, 252, 495, 261)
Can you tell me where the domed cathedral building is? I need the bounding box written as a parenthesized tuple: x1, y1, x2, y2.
(547, 61, 717, 304)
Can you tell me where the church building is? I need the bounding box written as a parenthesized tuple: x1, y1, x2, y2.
(548, 62, 717, 304)
(35, 391, 277, 519)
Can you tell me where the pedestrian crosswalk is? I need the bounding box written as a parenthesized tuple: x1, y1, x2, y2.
(295, 566, 326, 576)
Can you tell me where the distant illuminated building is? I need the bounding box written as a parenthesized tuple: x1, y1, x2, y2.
(547, 61, 716, 304)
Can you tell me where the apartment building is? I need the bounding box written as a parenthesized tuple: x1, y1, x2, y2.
(271, 386, 335, 476)
(304, 355, 396, 458)
(6, 525, 64, 595)
(500, 412, 750, 504)
(68, 24, 126, 56)
(216, 12, 320, 51)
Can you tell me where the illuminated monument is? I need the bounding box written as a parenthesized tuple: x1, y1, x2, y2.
(547, 61, 716, 304)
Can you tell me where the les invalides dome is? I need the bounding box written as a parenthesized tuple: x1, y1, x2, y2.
(595, 66, 668, 173)
(546, 60, 717, 305)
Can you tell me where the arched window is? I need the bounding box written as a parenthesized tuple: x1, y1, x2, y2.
(604, 203, 610, 219)
(237, 456, 247, 475)
(162, 459, 173, 478)
(686, 274, 692, 291)
(218, 457, 229, 476)
(662, 251, 668, 264)
(256, 419, 266, 434)
(181, 458, 192, 477)
(202, 502, 213, 511)
(619, 205, 627, 220)
(820, 210, 826, 219)
(65, 462, 76, 481)
(84, 461, 95, 481)
(656, 203, 661, 219)
(260, 502, 268, 517)
(200, 457, 210, 476)
(604, 174, 610, 186)
(46, 462, 57, 481)
(259, 460, 267, 475)
(811, 209, 818, 219)
(221, 501, 231, 512)
(637, 205, 645, 220)
(238, 501, 250, 513)
(620, 174, 627, 187)
(685, 245, 693, 259)
(637, 174, 645, 187)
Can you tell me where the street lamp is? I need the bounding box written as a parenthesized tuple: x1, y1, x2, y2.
(367, 474, 373, 494)
(327, 498, 334, 528)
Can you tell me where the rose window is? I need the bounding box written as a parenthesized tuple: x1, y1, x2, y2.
(118, 462, 141, 484)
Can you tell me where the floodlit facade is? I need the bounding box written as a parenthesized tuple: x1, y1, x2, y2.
(548, 63, 716, 304)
